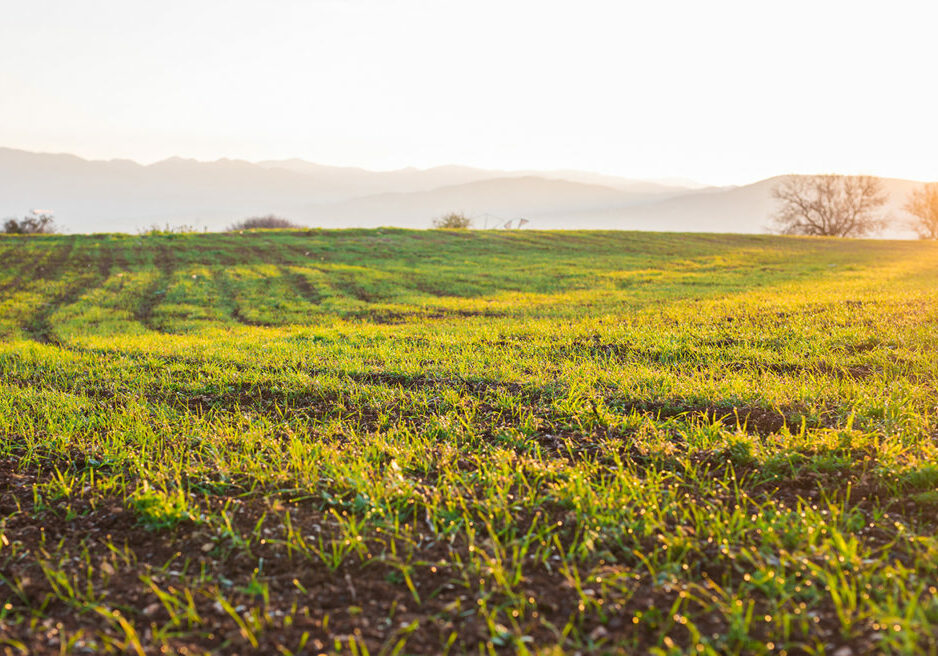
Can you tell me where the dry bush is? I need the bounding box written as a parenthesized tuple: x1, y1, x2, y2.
(2, 214, 57, 234)
(229, 215, 301, 231)
(432, 212, 472, 229)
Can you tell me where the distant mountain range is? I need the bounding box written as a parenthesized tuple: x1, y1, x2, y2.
(0, 147, 925, 237)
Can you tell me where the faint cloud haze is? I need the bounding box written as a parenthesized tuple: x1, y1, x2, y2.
(0, 0, 936, 185)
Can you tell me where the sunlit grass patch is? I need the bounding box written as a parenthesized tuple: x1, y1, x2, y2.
(0, 229, 936, 654)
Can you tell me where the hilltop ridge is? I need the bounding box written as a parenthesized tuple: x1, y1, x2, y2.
(0, 147, 925, 237)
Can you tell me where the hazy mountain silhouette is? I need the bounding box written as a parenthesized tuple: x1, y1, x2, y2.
(300, 177, 675, 228)
(258, 159, 691, 196)
(257, 160, 505, 195)
(0, 148, 691, 232)
(0, 148, 340, 231)
(0, 147, 925, 237)
(552, 177, 922, 238)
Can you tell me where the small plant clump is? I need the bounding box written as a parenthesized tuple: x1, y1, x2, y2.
(137, 222, 200, 235)
(229, 214, 302, 231)
(432, 212, 472, 229)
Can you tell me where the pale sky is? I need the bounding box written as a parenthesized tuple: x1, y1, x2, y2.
(2, 0, 936, 186)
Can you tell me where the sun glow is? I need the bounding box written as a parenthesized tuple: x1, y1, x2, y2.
(2, 0, 936, 185)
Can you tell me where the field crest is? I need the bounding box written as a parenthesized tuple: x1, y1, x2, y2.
(1, 230, 937, 654)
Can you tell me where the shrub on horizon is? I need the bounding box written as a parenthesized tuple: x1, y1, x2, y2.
(2, 214, 57, 235)
(228, 215, 302, 231)
(432, 212, 472, 229)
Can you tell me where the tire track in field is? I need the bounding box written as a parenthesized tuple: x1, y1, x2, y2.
(0, 249, 32, 294)
(248, 235, 324, 308)
(110, 239, 131, 273)
(211, 268, 272, 327)
(278, 266, 323, 306)
(22, 238, 106, 345)
(23, 277, 96, 344)
(96, 241, 115, 280)
(330, 276, 381, 304)
(203, 235, 285, 325)
(0, 238, 76, 298)
(33, 237, 78, 282)
(134, 243, 175, 332)
(253, 236, 360, 311)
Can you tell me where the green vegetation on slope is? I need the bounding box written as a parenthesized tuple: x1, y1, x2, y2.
(0, 229, 937, 655)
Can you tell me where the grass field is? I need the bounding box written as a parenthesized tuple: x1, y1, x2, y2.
(1, 229, 937, 655)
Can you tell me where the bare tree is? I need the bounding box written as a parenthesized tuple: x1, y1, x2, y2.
(904, 182, 938, 240)
(771, 175, 888, 237)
